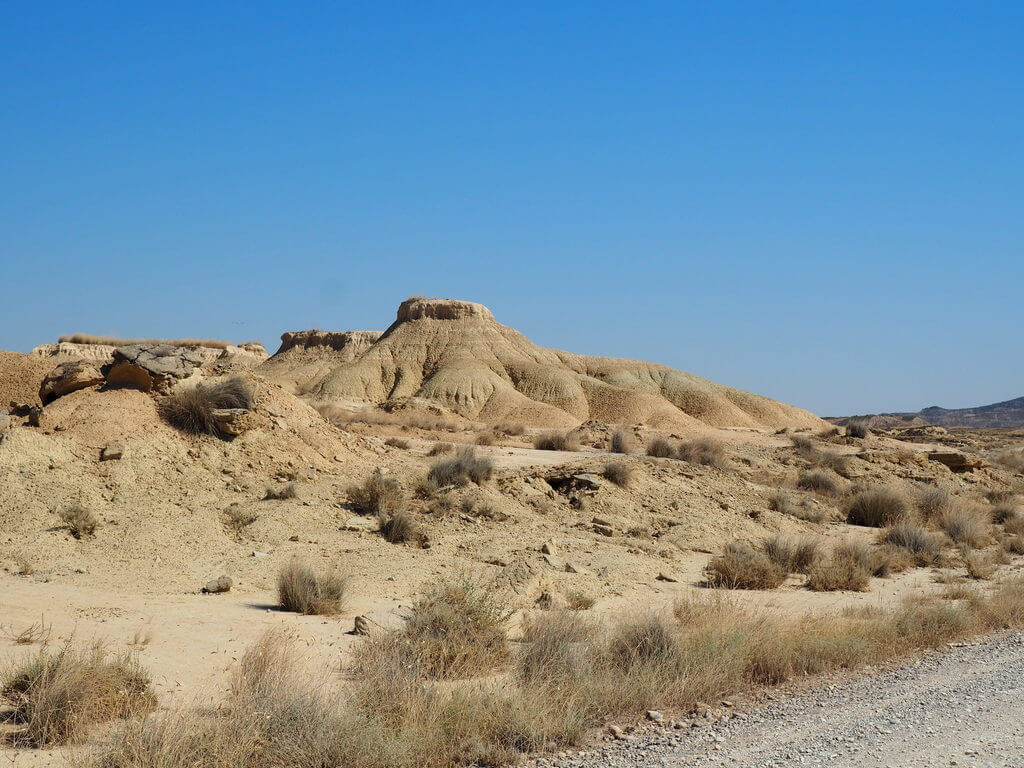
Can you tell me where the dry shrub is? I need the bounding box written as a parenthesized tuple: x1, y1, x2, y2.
(158, 377, 252, 437)
(427, 447, 493, 488)
(325, 405, 462, 433)
(677, 438, 729, 469)
(498, 423, 526, 436)
(474, 432, 497, 446)
(384, 437, 410, 449)
(846, 421, 869, 439)
(2, 642, 154, 746)
(378, 509, 421, 545)
(276, 560, 346, 615)
(57, 504, 98, 539)
(518, 611, 598, 683)
(602, 461, 633, 488)
(938, 506, 990, 548)
(705, 541, 788, 590)
(769, 491, 826, 523)
(565, 590, 596, 611)
(263, 482, 298, 500)
(882, 523, 943, 565)
(965, 551, 996, 580)
(223, 504, 257, 532)
(1003, 535, 1024, 556)
(401, 576, 512, 679)
(607, 613, 682, 672)
(610, 429, 636, 454)
(761, 535, 821, 573)
(646, 437, 676, 458)
(916, 486, 952, 521)
(1005, 515, 1024, 536)
(5, 618, 51, 646)
(992, 503, 1021, 524)
(797, 469, 841, 495)
(348, 469, 404, 515)
(846, 488, 911, 527)
(996, 450, 1024, 473)
(806, 547, 871, 592)
(427, 441, 455, 456)
(814, 450, 851, 476)
(790, 434, 816, 456)
(533, 432, 579, 451)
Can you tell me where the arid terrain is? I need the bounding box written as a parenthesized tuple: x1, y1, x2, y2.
(2, 297, 1023, 768)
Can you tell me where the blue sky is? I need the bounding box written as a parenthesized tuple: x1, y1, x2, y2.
(2, 2, 1021, 416)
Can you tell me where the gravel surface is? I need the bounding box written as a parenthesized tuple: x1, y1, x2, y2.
(538, 632, 1024, 768)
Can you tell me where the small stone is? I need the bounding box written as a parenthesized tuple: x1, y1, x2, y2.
(593, 523, 615, 537)
(541, 539, 558, 556)
(646, 710, 664, 722)
(251, 550, 269, 558)
(656, 571, 678, 582)
(100, 441, 124, 461)
(202, 575, 233, 594)
(352, 615, 371, 635)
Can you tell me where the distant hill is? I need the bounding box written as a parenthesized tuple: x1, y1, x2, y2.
(832, 396, 1024, 430)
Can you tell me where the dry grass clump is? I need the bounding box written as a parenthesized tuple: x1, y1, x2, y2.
(565, 590, 596, 611)
(325, 405, 463, 433)
(790, 434, 817, 457)
(806, 547, 871, 592)
(610, 429, 636, 454)
(916, 486, 952, 521)
(427, 441, 455, 456)
(384, 436, 411, 449)
(938, 506, 990, 548)
(85, 581, 1024, 768)
(677, 438, 729, 469)
(378, 509, 422, 545)
(646, 437, 675, 458)
(158, 376, 252, 437)
(533, 432, 579, 451)
(1005, 514, 1024, 536)
(223, 504, 257, 532)
(769, 491, 826, 523)
(797, 469, 841, 495)
(427, 447, 493, 488)
(846, 488, 911, 527)
(2, 643, 154, 746)
(965, 551, 996, 580)
(882, 523, 943, 565)
(276, 560, 347, 615)
(57, 504, 98, 539)
(348, 469, 404, 515)
(263, 481, 298, 500)
(814, 450, 851, 476)
(761, 535, 821, 573)
(474, 431, 497, 446)
(996, 450, 1024, 473)
(991, 502, 1021, 524)
(497, 423, 526, 436)
(4, 618, 51, 646)
(602, 461, 633, 488)
(846, 421, 869, 439)
(399, 576, 511, 679)
(705, 541, 788, 590)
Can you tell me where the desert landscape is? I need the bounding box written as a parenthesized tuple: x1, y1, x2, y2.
(2, 296, 1023, 768)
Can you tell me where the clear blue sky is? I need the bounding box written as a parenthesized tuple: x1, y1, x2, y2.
(2, 2, 1021, 416)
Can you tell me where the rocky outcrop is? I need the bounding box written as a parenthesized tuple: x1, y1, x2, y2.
(106, 345, 206, 393)
(274, 330, 381, 357)
(39, 360, 106, 404)
(31, 342, 118, 363)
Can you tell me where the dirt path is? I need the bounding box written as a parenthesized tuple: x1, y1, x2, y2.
(549, 632, 1024, 768)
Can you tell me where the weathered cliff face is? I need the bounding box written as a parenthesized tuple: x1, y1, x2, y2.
(259, 297, 825, 431)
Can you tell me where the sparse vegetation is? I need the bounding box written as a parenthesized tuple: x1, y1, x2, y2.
(846, 487, 911, 527)
(882, 523, 943, 565)
(677, 438, 729, 469)
(427, 447, 493, 488)
(263, 482, 298, 500)
(2, 642, 154, 746)
(916, 486, 952, 521)
(646, 437, 675, 458)
(938, 506, 990, 548)
(498, 423, 526, 436)
(348, 469, 404, 515)
(996, 450, 1024, 474)
(705, 541, 788, 590)
(797, 469, 841, 495)
(565, 590, 596, 610)
(846, 421, 869, 439)
(965, 551, 996, 580)
(427, 441, 455, 456)
(533, 431, 579, 451)
(276, 560, 347, 615)
(159, 376, 252, 437)
(611, 429, 636, 454)
(603, 461, 633, 487)
(57, 504, 98, 539)
(474, 431, 497, 446)
(806, 546, 871, 592)
(378, 509, 421, 545)
(223, 504, 258, 532)
(991, 502, 1020, 524)
(761, 534, 821, 573)
(384, 436, 410, 449)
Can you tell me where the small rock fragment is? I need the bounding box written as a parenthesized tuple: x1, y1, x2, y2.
(202, 575, 233, 594)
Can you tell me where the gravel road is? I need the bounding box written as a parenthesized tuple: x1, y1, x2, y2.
(540, 632, 1024, 768)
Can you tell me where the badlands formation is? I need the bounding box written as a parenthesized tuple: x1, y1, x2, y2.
(0, 296, 1022, 767)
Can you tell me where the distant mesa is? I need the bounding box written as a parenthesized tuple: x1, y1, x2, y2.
(833, 395, 1024, 430)
(260, 296, 824, 431)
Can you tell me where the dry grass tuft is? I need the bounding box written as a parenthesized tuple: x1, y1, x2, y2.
(991, 503, 1021, 524)
(378, 509, 422, 545)
(611, 429, 637, 454)
(1005, 514, 1024, 536)
(533, 432, 579, 451)
(4, 617, 51, 646)
(348, 470, 404, 515)
(846, 421, 869, 439)
(384, 436, 410, 449)
(158, 377, 252, 437)
(916, 486, 952, 521)
(677, 438, 729, 469)
(474, 431, 497, 446)
(603, 461, 633, 488)
(427, 448, 493, 488)
(2, 642, 154, 746)
(806, 545, 871, 592)
(996, 450, 1024, 473)
(276, 560, 347, 615)
(263, 482, 298, 500)
(427, 441, 455, 456)
(761, 535, 821, 573)
(882, 523, 943, 565)
(646, 437, 676, 458)
(705, 541, 788, 590)
(400, 576, 511, 679)
(769, 491, 826, 523)
(797, 469, 841, 495)
(965, 551, 996, 580)
(565, 590, 596, 611)
(846, 488, 911, 527)
(498, 423, 526, 436)
(222, 504, 258, 532)
(57, 504, 98, 539)
(938, 507, 990, 548)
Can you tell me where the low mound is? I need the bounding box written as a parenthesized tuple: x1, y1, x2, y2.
(0, 351, 54, 407)
(261, 297, 824, 431)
